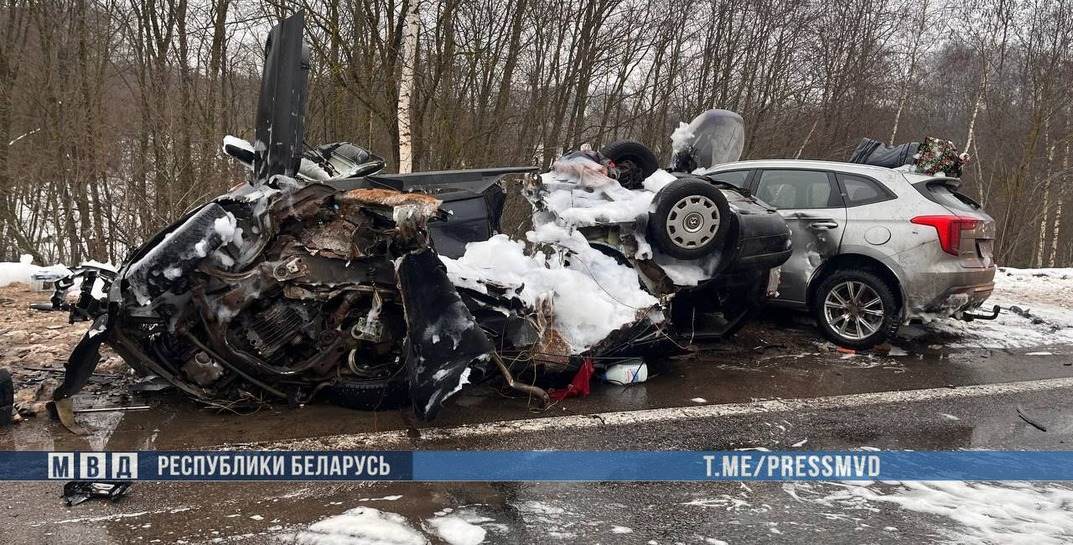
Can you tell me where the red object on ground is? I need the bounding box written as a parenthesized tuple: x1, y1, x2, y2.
(548, 358, 595, 401)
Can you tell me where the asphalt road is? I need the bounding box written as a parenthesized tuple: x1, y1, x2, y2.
(3, 314, 1073, 544)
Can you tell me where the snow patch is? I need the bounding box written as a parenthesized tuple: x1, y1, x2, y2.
(0, 255, 71, 288)
(652, 253, 720, 286)
(426, 515, 486, 545)
(828, 481, 1073, 545)
(901, 267, 1073, 349)
(538, 169, 657, 227)
(294, 507, 427, 545)
(441, 231, 658, 352)
(671, 122, 695, 154)
(358, 495, 404, 502)
(446, 368, 472, 399)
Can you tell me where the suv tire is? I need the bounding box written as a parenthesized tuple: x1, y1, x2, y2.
(648, 178, 731, 259)
(813, 270, 900, 350)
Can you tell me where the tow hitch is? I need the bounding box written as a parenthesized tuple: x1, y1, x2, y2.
(962, 305, 1001, 321)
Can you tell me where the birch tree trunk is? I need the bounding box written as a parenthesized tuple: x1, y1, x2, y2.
(396, 0, 420, 174)
(1035, 119, 1054, 267)
(1050, 113, 1069, 267)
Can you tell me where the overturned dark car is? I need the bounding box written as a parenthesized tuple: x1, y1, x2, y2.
(53, 13, 790, 428)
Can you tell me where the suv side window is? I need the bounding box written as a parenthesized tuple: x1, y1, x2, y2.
(838, 173, 895, 206)
(708, 169, 750, 188)
(755, 170, 840, 209)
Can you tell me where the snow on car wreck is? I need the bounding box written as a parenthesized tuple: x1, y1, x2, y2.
(52, 13, 792, 429)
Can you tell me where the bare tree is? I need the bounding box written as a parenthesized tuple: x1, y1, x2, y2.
(397, 0, 419, 173)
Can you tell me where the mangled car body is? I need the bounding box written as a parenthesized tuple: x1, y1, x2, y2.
(54, 14, 791, 426)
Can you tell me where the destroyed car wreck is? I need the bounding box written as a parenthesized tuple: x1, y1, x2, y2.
(52, 13, 791, 427)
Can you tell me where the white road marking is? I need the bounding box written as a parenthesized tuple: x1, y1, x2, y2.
(236, 377, 1073, 450)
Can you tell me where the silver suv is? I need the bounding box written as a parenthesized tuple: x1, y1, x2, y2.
(701, 159, 997, 348)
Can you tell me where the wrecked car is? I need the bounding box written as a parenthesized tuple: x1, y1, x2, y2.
(53, 13, 791, 427)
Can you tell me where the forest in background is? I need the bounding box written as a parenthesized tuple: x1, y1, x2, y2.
(0, 0, 1070, 267)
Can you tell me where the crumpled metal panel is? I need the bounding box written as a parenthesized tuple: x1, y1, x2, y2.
(254, 13, 309, 182)
(395, 248, 494, 420)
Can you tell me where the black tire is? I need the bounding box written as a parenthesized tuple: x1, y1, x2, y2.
(601, 140, 659, 190)
(813, 269, 901, 350)
(648, 178, 731, 260)
(317, 377, 409, 411)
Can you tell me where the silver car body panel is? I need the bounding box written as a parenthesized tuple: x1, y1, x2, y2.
(701, 159, 997, 321)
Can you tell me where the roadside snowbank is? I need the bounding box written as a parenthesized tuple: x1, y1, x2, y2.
(903, 267, 1073, 349)
(0, 255, 70, 288)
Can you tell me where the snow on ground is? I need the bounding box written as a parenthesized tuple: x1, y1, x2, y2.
(787, 481, 1073, 545)
(902, 267, 1073, 349)
(0, 255, 70, 288)
(425, 515, 487, 545)
(290, 505, 497, 545)
(293, 507, 428, 545)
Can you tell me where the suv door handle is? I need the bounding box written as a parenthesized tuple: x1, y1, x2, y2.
(808, 220, 839, 230)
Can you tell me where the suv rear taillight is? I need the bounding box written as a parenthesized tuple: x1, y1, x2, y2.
(911, 215, 980, 256)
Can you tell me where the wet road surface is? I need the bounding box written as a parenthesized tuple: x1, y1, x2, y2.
(7, 313, 1073, 452)
(3, 314, 1073, 544)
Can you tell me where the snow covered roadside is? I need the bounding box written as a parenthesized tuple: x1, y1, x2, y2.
(0, 255, 71, 288)
(901, 267, 1073, 349)
(787, 480, 1073, 545)
(0, 255, 116, 302)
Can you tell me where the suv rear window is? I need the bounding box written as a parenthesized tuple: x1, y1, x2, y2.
(914, 181, 980, 212)
(708, 170, 749, 188)
(838, 173, 894, 206)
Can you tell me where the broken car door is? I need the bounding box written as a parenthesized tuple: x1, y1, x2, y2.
(753, 169, 847, 303)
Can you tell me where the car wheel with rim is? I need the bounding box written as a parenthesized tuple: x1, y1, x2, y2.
(813, 270, 900, 349)
(648, 178, 731, 260)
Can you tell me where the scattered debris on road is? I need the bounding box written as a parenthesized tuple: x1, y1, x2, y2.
(1016, 405, 1048, 432)
(62, 481, 132, 507)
